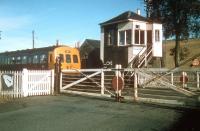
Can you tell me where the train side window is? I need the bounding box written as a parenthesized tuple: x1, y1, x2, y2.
(1, 57, 3, 64)
(59, 54, 64, 63)
(4, 58, 8, 65)
(22, 56, 27, 64)
(28, 57, 32, 64)
(73, 55, 78, 63)
(16, 56, 21, 64)
(66, 54, 71, 63)
(40, 54, 47, 63)
(7, 57, 11, 64)
(0, 57, 2, 64)
(33, 55, 39, 64)
(11, 57, 15, 64)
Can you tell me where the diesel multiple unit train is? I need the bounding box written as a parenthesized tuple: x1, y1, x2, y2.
(0, 45, 81, 70)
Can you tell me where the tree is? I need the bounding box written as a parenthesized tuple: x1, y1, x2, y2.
(144, 0, 200, 67)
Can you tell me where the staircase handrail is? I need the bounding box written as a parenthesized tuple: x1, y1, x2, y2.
(127, 47, 146, 68)
(138, 46, 153, 68)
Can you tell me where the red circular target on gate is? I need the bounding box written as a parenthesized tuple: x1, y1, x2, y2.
(180, 75, 188, 83)
(112, 76, 124, 91)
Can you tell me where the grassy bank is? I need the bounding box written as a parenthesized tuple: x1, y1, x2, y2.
(164, 39, 200, 69)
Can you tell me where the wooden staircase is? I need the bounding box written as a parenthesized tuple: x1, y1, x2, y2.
(125, 46, 197, 101)
(127, 46, 153, 68)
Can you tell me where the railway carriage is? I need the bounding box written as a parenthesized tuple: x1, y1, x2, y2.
(0, 45, 81, 70)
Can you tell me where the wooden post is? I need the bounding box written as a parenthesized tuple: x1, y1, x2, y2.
(60, 71, 63, 91)
(101, 69, 105, 95)
(171, 72, 174, 85)
(54, 57, 61, 94)
(134, 69, 138, 101)
(197, 72, 199, 89)
(51, 70, 55, 95)
(182, 72, 185, 88)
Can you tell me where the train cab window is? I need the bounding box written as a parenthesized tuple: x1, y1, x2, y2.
(49, 54, 53, 63)
(66, 54, 71, 63)
(22, 56, 27, 64)
(33, 55, 39, 64)
(73, 55, 78, 63)
(59, 54, 64, 63)
(40, 54, 47, 63)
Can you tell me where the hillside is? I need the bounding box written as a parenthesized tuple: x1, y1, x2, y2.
(164, 39, 200, 69)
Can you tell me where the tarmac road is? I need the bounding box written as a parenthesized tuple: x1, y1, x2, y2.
(0, 95, 199, 131)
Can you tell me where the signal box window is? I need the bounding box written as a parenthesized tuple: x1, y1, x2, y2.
(73, 55, 78, 63)
(59, 54, 64, 63)
(126, 30, 132, 45)
(119, 31, 125, 45)
(66, 54, 71, 63)
(135, 30, 145, 44)
(155, 30, 160, 42)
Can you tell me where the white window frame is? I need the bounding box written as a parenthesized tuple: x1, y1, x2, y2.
(118, 29, 132, 46)
(134, 29, 145, 45)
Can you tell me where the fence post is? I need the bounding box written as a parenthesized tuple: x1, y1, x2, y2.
(54, 57, 61, 94)
(22, 68, 28, 97)
(51, 70, 55, 94)
(171, 72, 174, 85)
(101, 69, 105, 95)
(197, 72, 199, 89)
(134, 69, 138, 101)
(60, 71, 62, 91)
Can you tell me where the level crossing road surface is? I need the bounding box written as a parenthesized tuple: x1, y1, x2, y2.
(0, 95, 199, 131)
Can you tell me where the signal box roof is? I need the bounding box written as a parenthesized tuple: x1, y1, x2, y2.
(100, 11, 147, 26)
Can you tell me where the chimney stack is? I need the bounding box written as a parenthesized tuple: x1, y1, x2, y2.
(56, 40, 59, 46)
(137, 9, 140, 15)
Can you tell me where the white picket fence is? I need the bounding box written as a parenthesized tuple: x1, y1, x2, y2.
(0, 69, 54, 98)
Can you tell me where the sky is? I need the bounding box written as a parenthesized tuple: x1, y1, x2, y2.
(0, 0, 145, 52)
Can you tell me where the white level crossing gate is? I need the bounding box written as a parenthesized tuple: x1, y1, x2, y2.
(0, 69, 54, 98)
(60, 68, 200, 107)
(23, 69, 54, 97)
(60, 69, 115, 97)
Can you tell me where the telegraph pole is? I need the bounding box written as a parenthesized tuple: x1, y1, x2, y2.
(32, 30, 35, 49)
